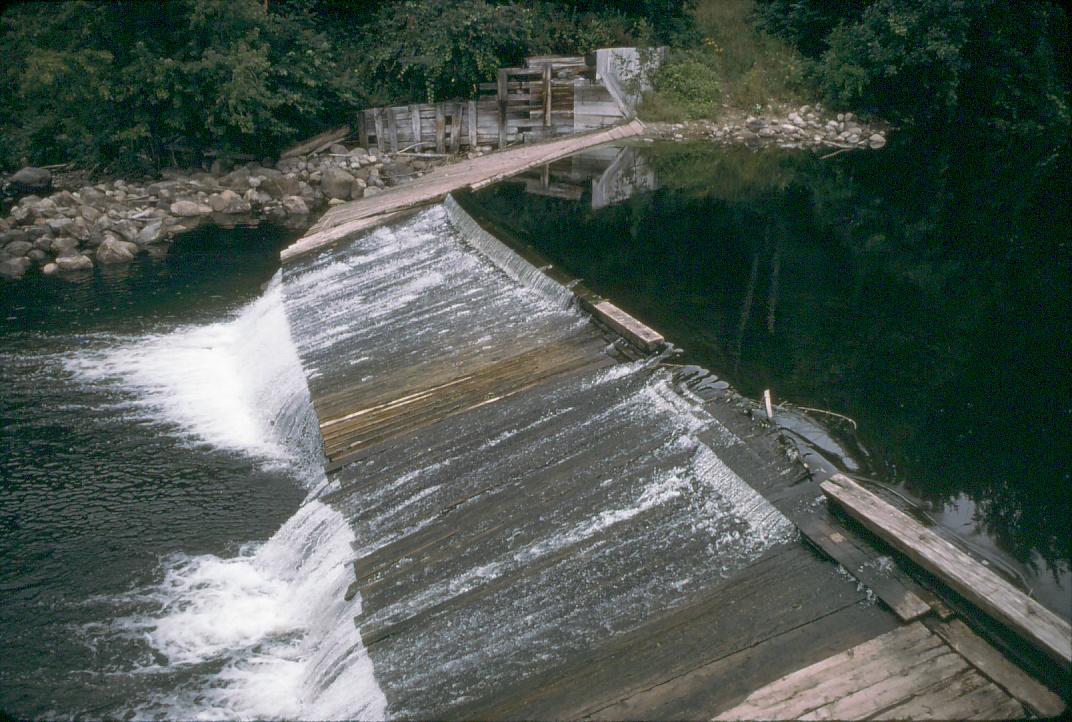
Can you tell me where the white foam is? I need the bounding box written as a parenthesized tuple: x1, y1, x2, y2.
(117, 501, 386, 721)
(66, 276, 311, 464)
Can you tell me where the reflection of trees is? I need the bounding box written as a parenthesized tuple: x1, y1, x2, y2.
(468, 134, 1071, 572)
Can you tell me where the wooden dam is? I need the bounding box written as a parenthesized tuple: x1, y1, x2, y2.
(277, 122, 1070, 719)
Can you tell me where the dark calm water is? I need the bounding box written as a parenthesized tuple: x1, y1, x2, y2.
(0, 226, 324, 718)
(465, 137, 1071, 619)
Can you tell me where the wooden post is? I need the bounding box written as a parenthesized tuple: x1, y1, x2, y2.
(542, 63, 552, 129)
(497, 69, 508, 149)
(467, 100, 477, 149)
(386, 108, 399, 153)
(357, 111, 368, 150)
(449, 103, 461, 154)
(434, 103, 446, 154)
(373, 108, 386, 155)
(409, 104, 422, 151)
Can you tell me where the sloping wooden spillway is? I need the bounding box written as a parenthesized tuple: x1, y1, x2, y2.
(278, 135, 1059, 718)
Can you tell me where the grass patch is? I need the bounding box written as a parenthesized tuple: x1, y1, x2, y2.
(641, 0, 814, 121)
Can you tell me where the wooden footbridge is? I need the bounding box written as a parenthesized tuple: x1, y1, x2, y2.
(277, 124, 1069, 719)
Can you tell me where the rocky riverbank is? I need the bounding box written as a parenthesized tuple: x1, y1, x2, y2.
(0, 143, 468, 280)
(647, 105, 888, 150)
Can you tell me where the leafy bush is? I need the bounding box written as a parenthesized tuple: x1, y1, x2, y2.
(644, 50, 723, 120)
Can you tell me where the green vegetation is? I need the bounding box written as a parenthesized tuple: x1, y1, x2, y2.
(0, 0, 683, 172)
(642, 0, 811, 120)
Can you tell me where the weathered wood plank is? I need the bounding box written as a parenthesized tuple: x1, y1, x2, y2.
(497, 69, 508, 149)
(409, 104, 422, 151)
(386, 107, 398, 152)
(874, 672, 1023, 720)
(467, 100, 477, 149)
(542, 63, 553, 129)
(279, 124, 351, 159)
(434, 103, 446, 154)
(357, 112, 368, 149)
(927, 618, 1065, 718)
(822, 474, 1072, 668)
(449, 103, 461, 154)
(373, 108, 386, 154)
(587, 299, 665, 352)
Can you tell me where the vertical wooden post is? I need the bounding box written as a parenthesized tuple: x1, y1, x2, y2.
(386, 108, 399, 153)
(357, 111, 368, 150)
(542, 63, 552, 129)
(497, 69, 508, 149)
(541, 162, 550, 190)
(434, 103, 446, 154)
(467, 100, 477, 149)
(373, 108, 386, 155)
(409, 104, 422, 151)
(449, 103, 461, 154)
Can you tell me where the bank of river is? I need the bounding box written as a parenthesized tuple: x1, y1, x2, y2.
(464, 137, 1071, 619)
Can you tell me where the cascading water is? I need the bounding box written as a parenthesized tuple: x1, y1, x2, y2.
(45, 275, 386, 720)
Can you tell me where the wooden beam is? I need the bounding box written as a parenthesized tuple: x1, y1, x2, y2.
(542, 63, 553, 129)
(497, 69, 508, 149)
(373, 108, 386, 155)
(927, 618, 1065, 718)
(279, 124, 350, 159)
(821, 474, 1072, 668)
(357, 112, 368, 150)
(386, 108, 399, 153)
(435, 103, 446, 154)
(410, 104, 422, 151)
(449, 103, 461, 154)
(467, 100, 478, 149)
(586, 300, 664, 352)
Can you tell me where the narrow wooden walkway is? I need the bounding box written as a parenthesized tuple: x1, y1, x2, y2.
(279, 119, 646, 262)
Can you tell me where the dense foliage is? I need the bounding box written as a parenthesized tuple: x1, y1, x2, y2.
(0, 0, 684, 171)
(755, 0, 1071, 135)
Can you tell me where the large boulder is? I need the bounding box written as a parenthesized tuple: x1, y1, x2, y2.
(8, 167, 52, 194)
(0, 256, 32, 279)
(170, 200, 209, 217)
(55, 253, 93, 272)
(96, 234, 138, 264)
(282, 196, 309, 215)
(3, 240, 33, 257)
(208, 189, 251, 214)
(136, 221, 164, 245)
(50, 236, 80, 255)
(320, 167, 355, 200)
(77, 186, 108, 205)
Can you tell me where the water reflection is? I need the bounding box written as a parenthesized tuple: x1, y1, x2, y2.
(465, 136, 1071, 618)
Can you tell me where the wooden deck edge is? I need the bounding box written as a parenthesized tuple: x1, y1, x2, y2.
(279, 119, 646, 263)
(821, 473, 1072, 669)
(926, 617, 1066, 718)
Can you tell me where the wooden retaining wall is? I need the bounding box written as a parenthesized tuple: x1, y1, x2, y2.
(281, 53, 630, 160)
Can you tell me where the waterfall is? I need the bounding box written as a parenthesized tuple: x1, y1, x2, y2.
(67, 273, 387, 720)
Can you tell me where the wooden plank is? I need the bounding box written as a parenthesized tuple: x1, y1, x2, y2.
(796, 511, 934, 622)
(497, 69, 508, 149)
(542, 63, 552, 128)
(409, 104, 422, 151)
(928, 618, 1065, 717)
(874, 672, 1023, 720)
(714, 623, 945, 720)
(588, 300, 664, 352)
(279, 124, 350, 159)
(449, 103, 461, 154)
(357, 112, 368, 150)
(373, 108, 386, 154)
(822, 474, 1072, 668)
(435, 103, 446, 154)
(467, 100, 477, 149)
(386, 107, 399, 153)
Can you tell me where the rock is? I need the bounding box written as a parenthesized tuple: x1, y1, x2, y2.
(50, 237, 80, 255)
(96, 235, 137, 264)
(868, 133, 887, 149)
(209, 189, 240, 212)
(0, 256, 31, 278)
(42, 262, 58, 276)
(78, 186, 108, 204)
(320, 167, 355, 200)
(55, 253, 93, 272)
(8, 167, 52, 194)
(170, 200, 208, 217)
(327, 143, 347, 155)
(110, 219, 139, 242)
(136, 221, 164, 245)
(46, 217, 74, 235)
(80, 205, 102, 222)
(363, 186, 383, 198)
(4, 240, 34, 257)
(758, 128, 777, 138)
(282, 196, 309, 215)
(27, 249, 48, 264)
(349, 146, 369, 158)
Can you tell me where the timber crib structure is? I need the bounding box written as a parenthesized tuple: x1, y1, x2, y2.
(281, 48, 662, 159)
